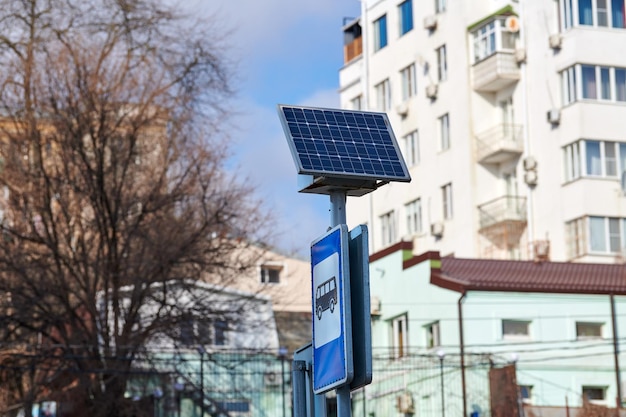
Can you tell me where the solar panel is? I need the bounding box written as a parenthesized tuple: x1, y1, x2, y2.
(278, 105, 411, 183)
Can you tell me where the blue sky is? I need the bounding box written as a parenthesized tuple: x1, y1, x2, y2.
(196, 1, 362, 257)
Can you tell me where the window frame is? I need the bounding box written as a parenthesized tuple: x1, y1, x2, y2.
(373, 14, 388, 52)
(442, 182, 453, 220)
(582, 386, 608, 405)
(435, 0, 447, 13)
(391, 314, 409, 358)
(576, 321, 604, 339)
(380, 210, 397, 246)
(501, 319, 531, 340)
(562, 139, 626, 181)
(375, 78, 391, 111)
(405, 198, 423, 235)
(562, 64, 626, 105)
(471, 18, 515, 64)
(400, 63, 417, 101)
(403, 129, 419, 166)
(260, 264, 283, 284)
(561, 0, 626, 29)
(437, 44, 448, 82)
(439, 113, 450, 151)
(398, 0, 414, 36)
(425, 320, 441, 348)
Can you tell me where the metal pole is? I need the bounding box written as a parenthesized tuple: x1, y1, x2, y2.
(458, 293, 467, 417)
(330, 189, 350, 417)
(293, 360, 308, 417)
(611, 294, 622, 408)
(281, 353, 287, 417)
(438, 354, 445, 417)
(200, 352, 204, 416)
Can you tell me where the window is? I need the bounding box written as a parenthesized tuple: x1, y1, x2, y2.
(566, 216, 626, 256)
(398, 0, 413, 35)
(589, 216, 626, 253)
(435, 0, 446, 13)
(405, 198, 423, 235)
(582, 386, 607, 404)
(563, 139, 626, 180)
(519, 386, 533, 404)
(375, 79, 391, 111)
(576, 321, 603, 339)
(472, 18, 515, 63)
(374, 15, 388, 51)
(562, 64, 626, 104)
(350, 95, 363, 110)
(442, 183, 453, 220)
(439, 113, 450, 151)
(260, 265, 282, 284)
(380, 210, 396, 246)
(425, 321, 441, 348)
(502, 319, 531, 339)
(400, 64, 417, 100)
(565, 0, 626, 27)
(437, 45, 447, 81)
(566, 217, 586, 259)
(391, 314, 409, 358)
(403, 130, 419, 166)
(178, 316, 229, 346)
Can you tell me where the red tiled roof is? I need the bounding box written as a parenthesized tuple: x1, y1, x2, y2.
(431, 257, 626, 295)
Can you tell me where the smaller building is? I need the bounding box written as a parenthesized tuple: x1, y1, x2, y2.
(359, 241, 626, 417)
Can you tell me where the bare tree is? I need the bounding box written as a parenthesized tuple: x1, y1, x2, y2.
(0, 0, 272, 415)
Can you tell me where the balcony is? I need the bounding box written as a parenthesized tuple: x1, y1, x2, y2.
(472, 51, 520, 92)
(475, 123, 523, 164)
(478, 195, 527, 240)
(344, 36, 362, 64)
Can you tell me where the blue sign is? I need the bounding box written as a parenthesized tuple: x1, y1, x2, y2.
(311, 225, 353, 394)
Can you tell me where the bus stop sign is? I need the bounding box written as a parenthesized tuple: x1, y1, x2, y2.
(311, 224, 353, 394)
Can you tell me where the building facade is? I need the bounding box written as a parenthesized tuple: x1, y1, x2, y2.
(356, 243, 626, 416)
(340, 0, 626, 263)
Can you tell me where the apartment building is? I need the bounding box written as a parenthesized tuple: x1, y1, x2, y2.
(340, 0, 626, 263)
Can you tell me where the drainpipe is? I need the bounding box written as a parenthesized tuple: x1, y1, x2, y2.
(611, 294, 622, 409)
(458, 291, 467, 417)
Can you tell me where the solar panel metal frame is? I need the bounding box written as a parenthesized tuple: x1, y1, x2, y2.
(277, 105, 411, 183)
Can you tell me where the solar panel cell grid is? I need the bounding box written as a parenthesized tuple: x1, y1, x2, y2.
(278, 105, 410, 182)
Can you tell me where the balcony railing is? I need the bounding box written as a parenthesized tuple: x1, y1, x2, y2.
(478, 195, 527, 230)
(475, 123, 523, 164)
(472, 51, 520, 92)
(344, 36, 363, 64)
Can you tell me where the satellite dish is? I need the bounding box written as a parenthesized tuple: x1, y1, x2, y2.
(505, 16, 520, 33)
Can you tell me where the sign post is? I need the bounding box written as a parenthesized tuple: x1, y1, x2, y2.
(311, 224, 352, 394)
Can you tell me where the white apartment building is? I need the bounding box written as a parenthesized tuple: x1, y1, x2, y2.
(339, 0, 626, 263)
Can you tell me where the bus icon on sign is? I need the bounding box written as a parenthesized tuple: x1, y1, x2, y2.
(315, 276, 337, 320)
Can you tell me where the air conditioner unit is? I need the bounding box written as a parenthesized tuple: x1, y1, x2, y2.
(371, 296, 382, 316)
(547, 108, 561, 124)
(431, 222, 444, 237)
(524, 170, 538, 186)
(264, 371, 283, 386)
(549, 33, 562, 49)
(396, 103, 409, 117)
(426, 83, 438, 99)
(514, 47, 526, 64)
(424, 15, 437, 30)
(396, 392, 415, 414)
(523, 156, 537, 171)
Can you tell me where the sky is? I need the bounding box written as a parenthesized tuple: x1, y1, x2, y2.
(191, 0, 363, 258)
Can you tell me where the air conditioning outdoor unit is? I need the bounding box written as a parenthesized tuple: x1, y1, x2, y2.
(431, 222, 444, 237)
(514, 47, 527, 64)
(264, 371, 283, 386)
(423, 15, 437, 30)
(523, 156, 537, 171)
(547, 108, 561, 124)
(533, 240, 550, 261)
(524, 170, 538, 186)
(396, 392, 415, 414)
(426, 83, 438, 99)
(396, 103, 409, 117)
(549, 33, 562, 49)
(371, 296, 382, 316)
